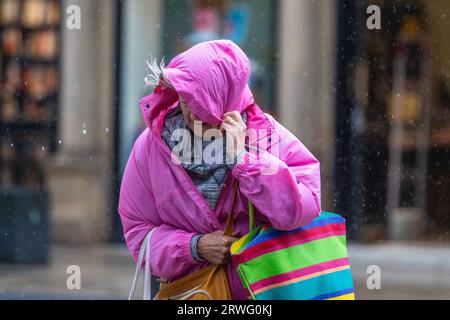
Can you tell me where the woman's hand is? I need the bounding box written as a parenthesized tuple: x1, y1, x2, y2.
(197, 230, 239, 265)
(220, 111, 247, 163)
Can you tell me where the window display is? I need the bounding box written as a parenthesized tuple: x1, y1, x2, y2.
(0, 0, 61, 188)
(346, 0, 450, 239)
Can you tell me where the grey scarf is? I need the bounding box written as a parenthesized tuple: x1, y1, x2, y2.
(162, 106, 247, 210)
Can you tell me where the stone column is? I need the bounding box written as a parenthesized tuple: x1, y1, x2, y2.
(277, 0, 337, 210)
(119, 0, 162, 172)
(44, 0, 117, 243)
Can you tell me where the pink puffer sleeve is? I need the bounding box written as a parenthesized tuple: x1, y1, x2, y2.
(118, 134, 199, 280)
(232, 116, 321, 231)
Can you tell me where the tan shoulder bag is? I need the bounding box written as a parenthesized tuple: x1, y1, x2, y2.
(129, 181, 239, 300)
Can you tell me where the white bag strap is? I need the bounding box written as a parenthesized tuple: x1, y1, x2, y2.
(128, 227, 157, 300)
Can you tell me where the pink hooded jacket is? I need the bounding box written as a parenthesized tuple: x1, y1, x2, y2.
(118, 40, 321, 300)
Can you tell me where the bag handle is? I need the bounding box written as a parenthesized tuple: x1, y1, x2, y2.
(128, 227, 157, 300)
(248, 201, 255, 233)
(225, 180, 256, 234)
(223, 180, 240, 236)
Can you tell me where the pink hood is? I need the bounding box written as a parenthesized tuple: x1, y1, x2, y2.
(140, 40, 256, 132)
(119, 40, 321, 300)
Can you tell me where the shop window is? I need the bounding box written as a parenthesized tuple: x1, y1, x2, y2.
(341, 0, 450, 240)
(0, 0, 61, 189)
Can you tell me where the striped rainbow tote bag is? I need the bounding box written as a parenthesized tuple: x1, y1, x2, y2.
(230, 203, 355, 300)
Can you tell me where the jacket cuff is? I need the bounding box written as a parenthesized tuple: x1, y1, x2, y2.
(190, 234, 205, 262)
(297, 182, 321, 225)
(232, 150, 282, 178)
(231, 151, 252, 177)
(180, 232, 200, 265)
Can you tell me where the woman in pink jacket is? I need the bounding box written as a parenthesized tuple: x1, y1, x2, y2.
(118, 40, 321, 300)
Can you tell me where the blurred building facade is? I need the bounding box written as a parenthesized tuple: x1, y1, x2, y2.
(53, 0, 336, 245)
(0, 0, 449, 247)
